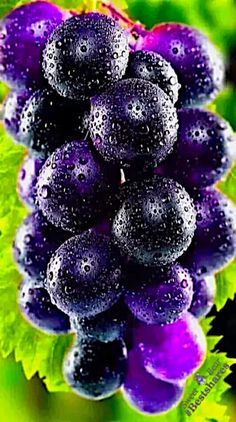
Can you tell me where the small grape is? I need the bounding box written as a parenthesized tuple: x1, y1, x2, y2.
(125, 263, 193, 325)
(182, 187, 236, 276)
(189, 275, 216, 319)
(133, 312, 207, 383)
(43, 13, 129, 99)
(0, 1, 68, 89)
(13, 210, 70, 282)
(123, 348, 184, 414)
(136, 23, 224, 107)
(71, 300, 130, 342)
(64, 337, 127, 399)
(125, 51, 180, 103)
(19, 279, 70, 334)
(36, 140, 120, 233)
(46, 230, 124, 317)
(90, 78, 178, 166)
(163, 108, 236, 188)
(18, 155, 45, 209)
(3, 89, 32, 139)
(112, 175, 196, 266)
(18, 88, 89, 158)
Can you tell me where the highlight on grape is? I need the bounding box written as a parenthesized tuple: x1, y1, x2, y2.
(0, 0, 235, 415)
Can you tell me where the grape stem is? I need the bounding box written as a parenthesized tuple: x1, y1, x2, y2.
(101, 2, 147, 38)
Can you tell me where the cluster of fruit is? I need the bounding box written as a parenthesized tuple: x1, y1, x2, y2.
(1, 0, 236, 415)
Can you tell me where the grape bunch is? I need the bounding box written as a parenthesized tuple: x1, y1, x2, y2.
(1, 1, 236, 415)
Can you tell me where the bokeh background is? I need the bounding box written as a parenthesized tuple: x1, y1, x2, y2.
(1, 0, 236, 421)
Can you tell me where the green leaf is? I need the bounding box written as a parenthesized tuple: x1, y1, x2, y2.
(215, 260, 236, 311)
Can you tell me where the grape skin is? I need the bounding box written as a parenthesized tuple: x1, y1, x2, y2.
(18, 156, 45, 210)
(136, 23, 224, 107)
(125, 263, 193, 325)
(19, 279, 71, 335)
(64, 337, 127, 400)
(3, 90, 32, 139)
(43, 13, 129, 99)
(189, 275, 216, 319)
(0, 1, 68, 89)
(112, 176, 196, 266)
(46, 230, 124, 317)
(90, 78, 178, 166)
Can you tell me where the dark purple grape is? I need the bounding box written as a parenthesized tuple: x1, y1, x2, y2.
(112, 176, 196, 266)
(133, 312, 206, 383)
(90, 78, 178, 166)
(46, 230, 124, 317)
(125, 51, 180, 103)
(18, 88, 89, 158)
(0, 1, 68, 89)
(36, 140, 120, 233)
(64, 337, 127, 399)
(18, 156, 45, 209)
(43, 13, 129, 100)
(3, 89, 32, 139)
(71, 300, 130, 342)
(189, 275, 216, 319)
(19, 279, 70, 334)
(182, 188, 236, 277)
(136, 23, 224, 107)
(125, 263, 193, 325)
(123, 348, 184, 414)
(163, 108, 236, 188)
(13, 210, 70, 283)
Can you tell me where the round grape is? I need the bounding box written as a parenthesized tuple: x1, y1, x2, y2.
(43, 13, 129, 99)
(123, 348, 184, 414)
(125, 263, 193, 325)
(19, 279, 70, 334)
(18, 155, 45, 209)
(0, 1, 68, 89)
(125, 51, 180, 103)
(163, 108, 235, 188)
(3, 89, 32, 139)
(90, 78, 178, 166)
(71, 300, 130, 342)
(36, 140, 120, 233)
(112, 176, 196, 266)
(18, 88, 89, 158)
(13, 210, 70, 283)
(182, 187, 236, 277)
(46, 230, 124, 317)
(64, 337, 127, 400)
(133, 312, 207, 383)
(189, 275, 216, 319)
(136, 23, 224, 107)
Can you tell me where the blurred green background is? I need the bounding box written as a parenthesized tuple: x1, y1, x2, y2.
(1, 0, 236, 421)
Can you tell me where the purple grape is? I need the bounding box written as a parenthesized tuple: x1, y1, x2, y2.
(123, 348, 184, 414)
(18, 88, 89, 158)
(125, 51, 180, 103)
(71, 300, 130, 342)
(112, 176, 196, 266)
(0, 1, 69, 89)
(19, 279, 70, 334)
(13, 210, 70, 283)
(136, 23, 224, 107)
(125, 263, 193, 325)
(43, 13, 129, 100)
(133, 312, 206, 383)
(46, 230, 124, 317)
(36, 140, 120, 233)
(189, 275, 216, 319)
(3, 89, 32, 139)
(18, 156, 45, 209)
(64, 337, 127, 399)
(182, 188, 236, 277)
(162, 109, 236, 188)
(90, 78, 178, 166)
